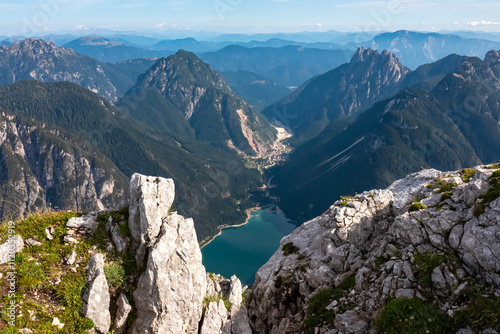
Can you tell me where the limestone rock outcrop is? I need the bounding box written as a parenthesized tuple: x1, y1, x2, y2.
(0, 234, 23, 265)
(201, 300, 229, 334)
(81, 254, 111, 334)
(128, 173, 175, 266)
(248, 165, 500, 333)
(132, 213, 207, 334)
(113, 293, 132, 334)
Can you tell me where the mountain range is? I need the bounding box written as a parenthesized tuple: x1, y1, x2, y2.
(63, 36, 173, 63)
(200, 45, 353, 87)
(263, 47, 411, 143)
(368, 30, 500, 69)
(0, 39, 153, 101)
(270, 49, 500, 223)
(1, 34, 500, 243)
(0, 48, 281, 242)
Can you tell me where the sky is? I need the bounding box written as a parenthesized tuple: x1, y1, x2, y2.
(0, 0, 499, 36)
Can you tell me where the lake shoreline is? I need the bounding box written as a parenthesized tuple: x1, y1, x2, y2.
(200, 206, 261, 249)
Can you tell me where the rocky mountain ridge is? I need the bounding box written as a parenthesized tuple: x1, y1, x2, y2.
(368, 30, 500, 69)
(0, 39, 151, 101)
(248, 165, 500, 333)
(2, 165, 499, 333)
(263, 47, 411, 142)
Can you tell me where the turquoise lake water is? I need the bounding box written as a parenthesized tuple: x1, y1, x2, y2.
(201, 207, 296, 286)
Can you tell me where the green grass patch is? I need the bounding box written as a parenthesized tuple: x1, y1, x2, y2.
(14, 211, 80, 242)
(203, 294, 232, 312)
(282, 242, 299, 256)
(438, 181, 457, 193)
(375, 298, 455, 333)
(440, 192, 452, 201)
(17, 254, 46, 291)
(488, 163, 500, 169)
(409, 203, 428, 212)
(461, 168, 476, 183)
(0, 211, 105, 332)
(304, 289, 336, 334)
(304, 273, 356, 334)
(412, 251, 444, 294)
(375, 256, 388, 267)
(118, 222, 131, 238)
(453, 296, 500, 331)
(104, 261, 126, 288)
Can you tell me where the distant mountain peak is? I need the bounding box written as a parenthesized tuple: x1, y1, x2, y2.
(263, 47, 410, 142)
(485, 49, 500, 64)
(8, 38, 75, 56)
(127, 51, 278, 156)
(0, 38, 148, 102)
(351, 46, 375, 62)
(135, 51, 230, 98)
(351, 47, 403, 68)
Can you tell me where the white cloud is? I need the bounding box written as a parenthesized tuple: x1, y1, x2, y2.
(467, 20, 500, 27)
(155, 22, 166, 28)
(75, 25, 90, 30)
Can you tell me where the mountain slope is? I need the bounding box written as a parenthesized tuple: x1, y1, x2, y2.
(221, 70, 292, 112)
(120, 50, 278, 156)
(64, 36, 174, 63)
(0, 80, 264, 242)
(270, 51, 500, 223)
(200, 45, 353, 87)
(263, 47, 411, 142)
(0, 38, 150, 101)
(369, 30, 500, 69)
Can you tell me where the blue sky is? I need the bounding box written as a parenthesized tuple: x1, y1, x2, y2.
(0, 0, 499, 36)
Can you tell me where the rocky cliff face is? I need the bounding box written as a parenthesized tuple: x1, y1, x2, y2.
(4, 173, 252, 333)
(86, 173, 251, 334)
(248, 165, 500, 333)
(126, 173, 252, 334)
(0, 109, 127, 218)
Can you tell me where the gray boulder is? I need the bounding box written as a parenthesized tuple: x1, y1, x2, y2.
(25, 238, 42, 247)
(0, 235, 23, 265)
(81, 254, 111, 334)
(113, 293, 132, 334)
(231, 306, 252, 334)
(334, 310, 369, 334)
(67, 213, 98, 230)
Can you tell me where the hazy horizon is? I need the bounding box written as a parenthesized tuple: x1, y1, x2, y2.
(1, 0, 499, 38)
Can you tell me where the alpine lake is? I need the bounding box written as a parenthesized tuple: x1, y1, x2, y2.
(201, 206, 296, 286)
